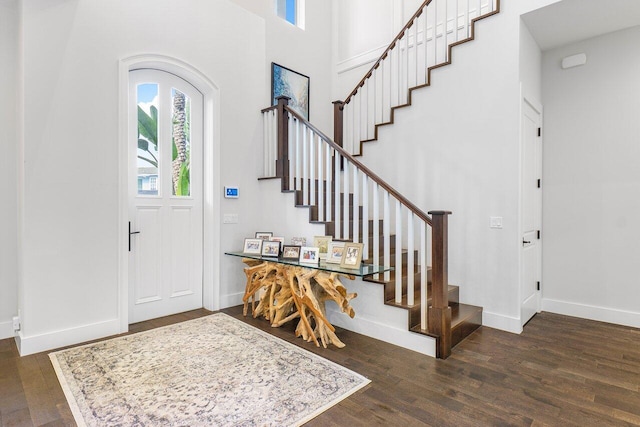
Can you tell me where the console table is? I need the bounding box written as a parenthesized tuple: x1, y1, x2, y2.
(225, 252, 392, 348)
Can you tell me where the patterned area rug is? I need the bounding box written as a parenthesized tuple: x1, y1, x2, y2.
(50, 313, 370, 426)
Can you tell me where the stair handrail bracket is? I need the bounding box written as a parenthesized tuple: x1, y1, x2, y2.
(261, 97, 455, 358)
(335, 0, 500, 156)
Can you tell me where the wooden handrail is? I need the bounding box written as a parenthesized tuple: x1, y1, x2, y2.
(342, 0, 431, 105)
(261, 105, 277, 114)
(283, 105, 432, 226)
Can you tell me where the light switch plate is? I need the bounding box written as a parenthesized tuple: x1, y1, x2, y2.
(223, 214, 239, 224)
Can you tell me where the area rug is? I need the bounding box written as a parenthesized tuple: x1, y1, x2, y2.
(49, 313, 370, 426)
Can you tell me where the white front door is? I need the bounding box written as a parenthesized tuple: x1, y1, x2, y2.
(521, 97, 542, 327)
(128, 69, 203, 323)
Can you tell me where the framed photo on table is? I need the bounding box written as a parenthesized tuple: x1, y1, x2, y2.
(255, 232, 273, 240)
(340, 242, 364, 270)
(313, 235, 332, 260)
(261, 240, 281, 257)
(282, 245, 301, 260)
(299, 247, 320, 264)
(326, 241, 346, 264)
(243, 238, 263, 255)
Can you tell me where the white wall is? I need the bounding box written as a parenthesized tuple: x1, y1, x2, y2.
(0, 0, 19, 339)
(519, 20, 542, 103)
(16, 0, 335, 355)
(541, 25, 640, 327)
(229, 0, 334, 135)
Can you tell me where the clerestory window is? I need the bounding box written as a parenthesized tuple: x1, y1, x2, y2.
(276, 0, 305, 29)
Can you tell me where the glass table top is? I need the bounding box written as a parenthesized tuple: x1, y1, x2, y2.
(225, 251, 393, 277)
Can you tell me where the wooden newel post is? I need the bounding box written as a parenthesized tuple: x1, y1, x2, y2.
(276, 96, 290, 191)
(428, 210, 452, 359)
(332, 100, 345, 148)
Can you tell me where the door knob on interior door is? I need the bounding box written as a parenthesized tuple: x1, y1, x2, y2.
(522, 240, 531, 245)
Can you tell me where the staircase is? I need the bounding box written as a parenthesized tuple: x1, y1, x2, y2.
(258, 0, 500, 358)
(334, 0, 501, 156)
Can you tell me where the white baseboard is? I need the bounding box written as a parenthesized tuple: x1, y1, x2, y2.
(219, 292, 244, 310)
(326, 307, 436, 357)
(17, 318, 121, 356)
(0, 320, 14, 340)
(542, 298, 640, 329)
(482, 310, 523, 334)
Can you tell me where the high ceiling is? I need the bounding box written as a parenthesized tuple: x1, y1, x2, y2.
(521, 0, 640, 51)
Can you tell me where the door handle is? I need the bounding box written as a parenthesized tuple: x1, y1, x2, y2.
(129, 221, 141, 252)
(522, 240, 531, 246)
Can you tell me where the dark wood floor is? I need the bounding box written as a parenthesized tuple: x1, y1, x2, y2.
(2, 308, 640, 426)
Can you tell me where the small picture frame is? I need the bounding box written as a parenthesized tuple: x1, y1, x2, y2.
(282, 245, 301, 260)
(313, 235, 333, 260)
(326, 241, 346, 264)
(243, 238, 263, 255)
(261, 240, 281, 257)
(340, 242, 364, 270)
(270, 236, 285, 246)
(290, 237, 306, 246)
(255, 232, 273, 240)
(299, 246, 320, 264)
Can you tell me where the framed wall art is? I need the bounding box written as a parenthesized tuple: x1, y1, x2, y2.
(272, 62, 310, 120)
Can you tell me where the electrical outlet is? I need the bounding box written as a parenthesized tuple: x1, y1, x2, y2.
(12, 316, 20, 331)
(490, 217, 503, 229)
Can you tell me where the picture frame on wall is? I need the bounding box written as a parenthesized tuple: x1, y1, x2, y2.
(282, 245, 301, 260)
(255, 232, 273, 240)
(261, 240, 281, 257)
(272, 62, 310, 120)
(326, 241, 346, 264)
(299, 246, 320, 264)
(340, 242, 364, 270)
(243, 238, 263, 255)
(313, 235, 332, 260)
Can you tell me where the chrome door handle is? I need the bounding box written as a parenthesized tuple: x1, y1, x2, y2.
(129, 221, 141, 252)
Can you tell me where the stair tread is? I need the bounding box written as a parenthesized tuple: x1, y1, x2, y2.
(408, 302, 483, 334)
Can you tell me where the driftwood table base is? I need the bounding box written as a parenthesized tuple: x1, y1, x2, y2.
(241, 259, 357, 348)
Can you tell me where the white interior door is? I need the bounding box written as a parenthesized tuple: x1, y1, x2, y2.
(128, 69, 203, 323)
(521, 97, 542, 327)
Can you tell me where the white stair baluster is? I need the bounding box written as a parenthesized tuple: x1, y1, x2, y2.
(395, 201, 402, 304)
(326, 146, 332, 223)
(407, 211, 415, 306)
(421, 221, 427, 329)
(353, 165, 359, 244)
(383, 191, 390, 282)
(373, 182, 380, 268)
(343, 160, 350, 241)
(362, 174, 369, 261)
(302, 125, 308, 204)
(334, 150, 341, 239)
(317, 135, 324, 222)
(310, 131, 315, 207)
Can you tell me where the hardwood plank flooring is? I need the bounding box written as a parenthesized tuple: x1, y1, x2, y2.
(1, 309, 640, 426)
